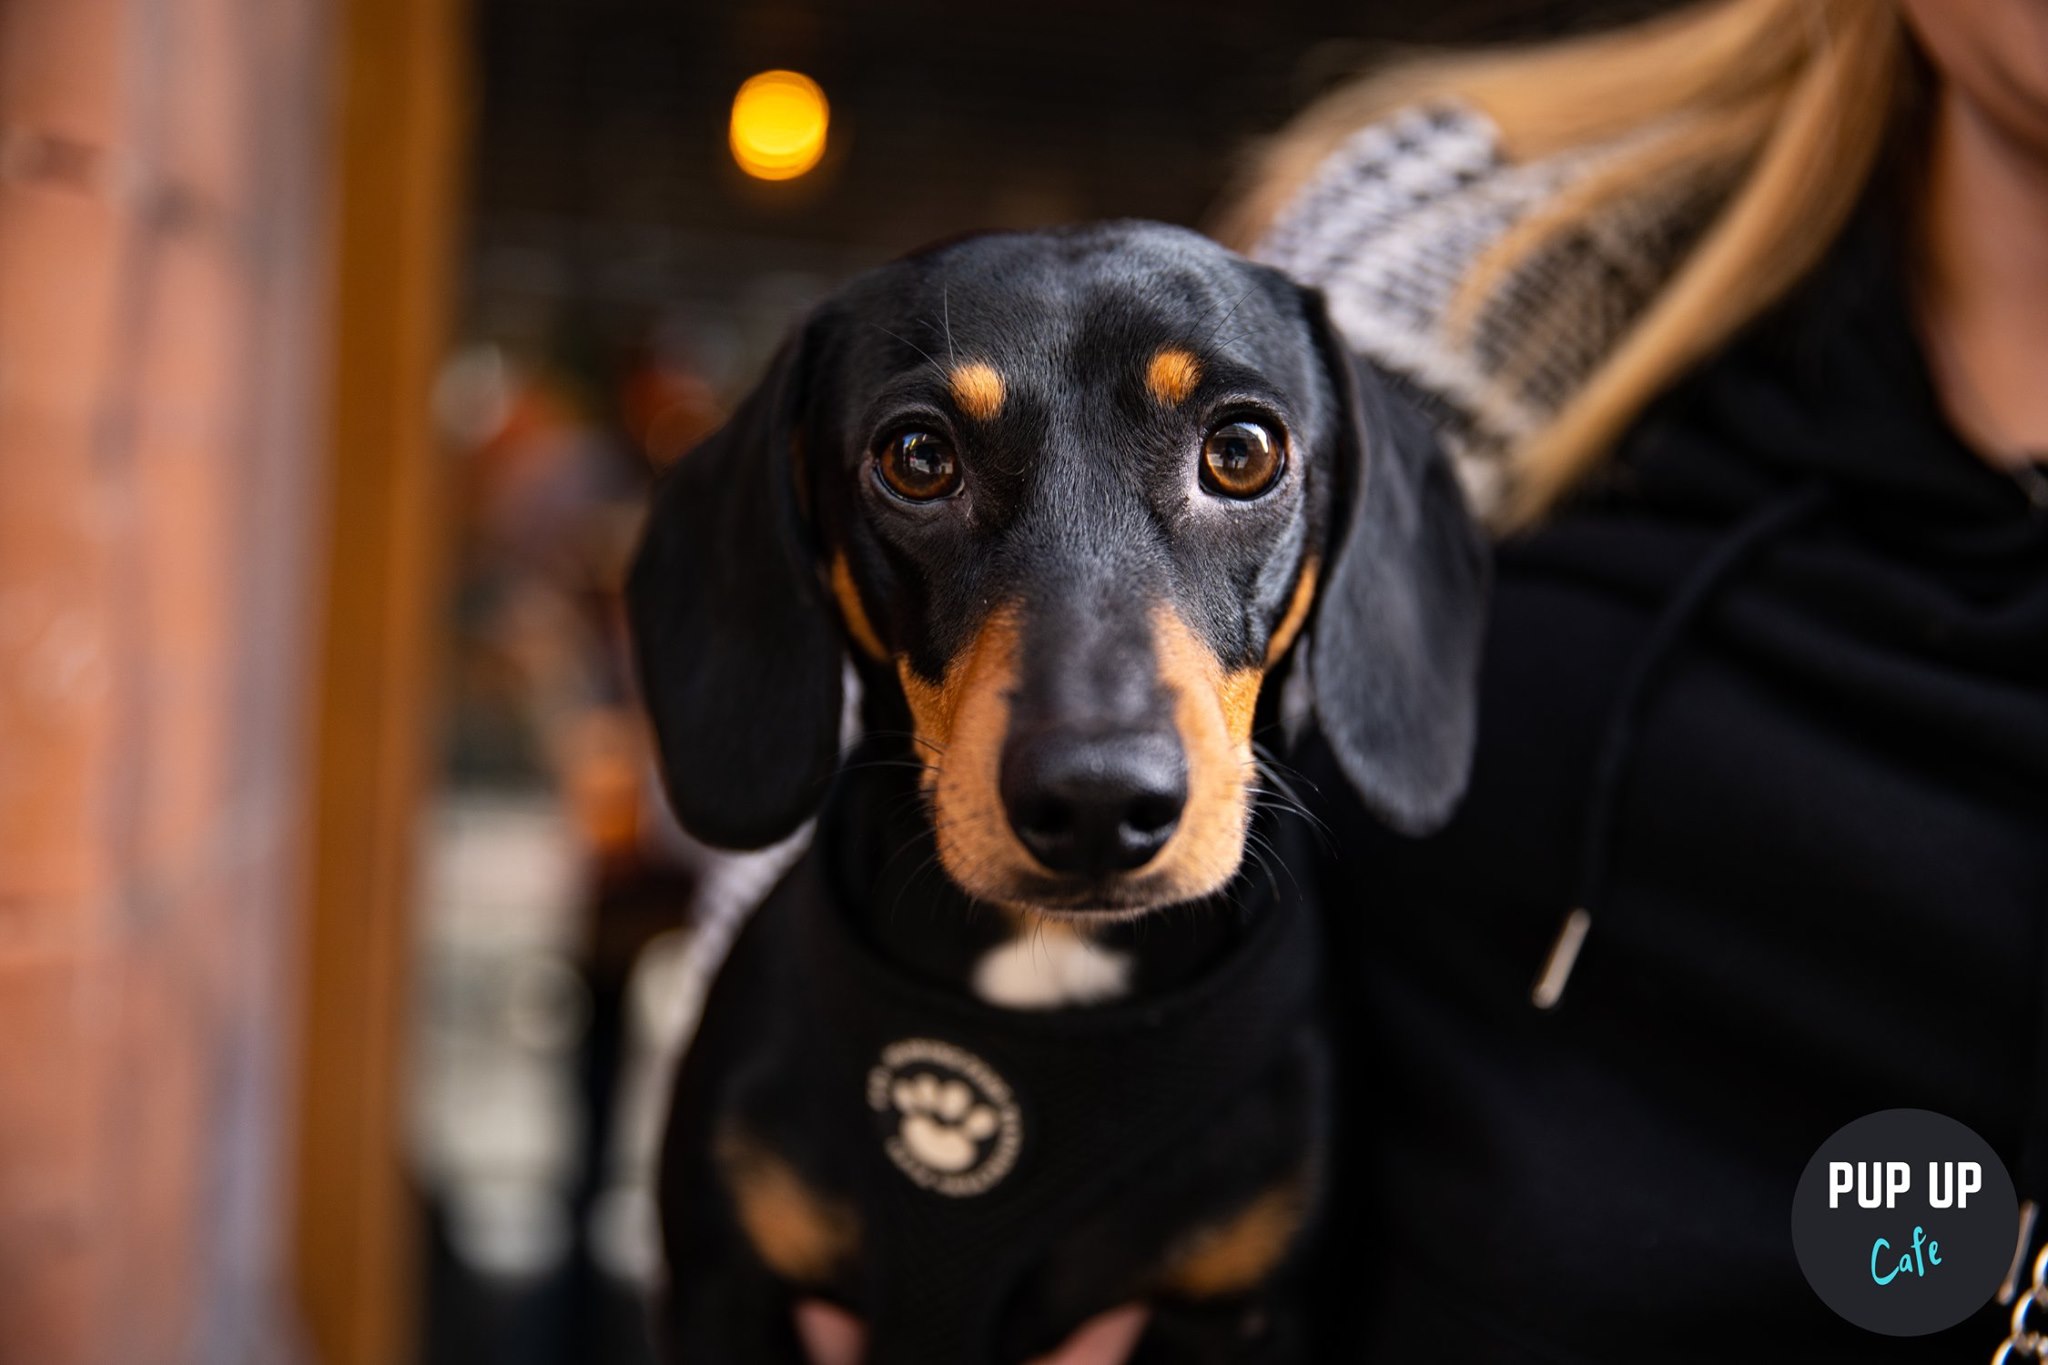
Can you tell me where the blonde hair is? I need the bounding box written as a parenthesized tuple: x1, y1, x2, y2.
(1224, 0, 1913, 526)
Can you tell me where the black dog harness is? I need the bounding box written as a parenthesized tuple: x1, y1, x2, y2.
(752, 824, 1319, 1362)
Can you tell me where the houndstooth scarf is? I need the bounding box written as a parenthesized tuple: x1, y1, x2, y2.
(1251, 102, 1726, 518)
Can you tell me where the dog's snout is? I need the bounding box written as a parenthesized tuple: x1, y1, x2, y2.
(999, 729, 1187, 877)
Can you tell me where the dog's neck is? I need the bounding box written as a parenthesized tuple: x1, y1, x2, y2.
(823, 733, 1251, 1011)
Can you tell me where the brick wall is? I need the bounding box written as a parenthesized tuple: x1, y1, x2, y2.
(0, 1, 331, 1360)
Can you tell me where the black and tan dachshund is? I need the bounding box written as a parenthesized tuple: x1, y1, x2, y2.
(628, 221, 1486, 1363)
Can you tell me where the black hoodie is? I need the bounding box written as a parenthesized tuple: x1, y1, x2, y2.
(1305, 200, 2048, 1361)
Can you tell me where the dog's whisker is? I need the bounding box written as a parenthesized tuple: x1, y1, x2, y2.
(942, 285, 958, 369)
(1196, 284, 1258, 354)
(1242, 826, 1301, 902)
(1243, 781, 1316, 819)
(864, 727, 948, 758)
(1244, 745, 1333, 839)
(869, 321, 946, 381)
(1243, 785, 1329, 837)
(835, 757, 930, 776)
(1249, 740, 1320, 794)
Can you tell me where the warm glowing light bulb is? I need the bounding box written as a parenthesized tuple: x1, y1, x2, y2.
(729, 70, 829, 181)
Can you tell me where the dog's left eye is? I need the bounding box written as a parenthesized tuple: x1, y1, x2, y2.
(1199, 419, 1284, 499)
(876, 430, 961, 501)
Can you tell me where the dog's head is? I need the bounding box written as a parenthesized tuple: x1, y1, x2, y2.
(630, 222, 1485, 917)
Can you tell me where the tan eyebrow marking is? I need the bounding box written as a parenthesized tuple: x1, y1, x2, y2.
(948, 361, 1005, 421)
(1145, 346, 1203, 405)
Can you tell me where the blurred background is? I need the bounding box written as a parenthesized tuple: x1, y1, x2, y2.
(0, 1, 1659, 1362)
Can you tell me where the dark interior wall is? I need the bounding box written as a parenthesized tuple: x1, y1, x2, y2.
(457, 0, 1671, 386)
(469, 0, 1674, 238)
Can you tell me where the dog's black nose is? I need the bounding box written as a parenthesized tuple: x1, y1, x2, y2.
(999, 729, 1187, 875)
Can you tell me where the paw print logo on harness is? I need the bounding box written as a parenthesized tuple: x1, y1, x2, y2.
(866, 1039, 1023, 1197)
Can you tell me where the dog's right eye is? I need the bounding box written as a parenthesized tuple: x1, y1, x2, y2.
(876, 430, 961, 501)
(1199, 419, 1284, 499)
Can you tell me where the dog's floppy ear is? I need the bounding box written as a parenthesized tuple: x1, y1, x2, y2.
(627, 321, 843, 849)
(1300, 289, 1489, 834)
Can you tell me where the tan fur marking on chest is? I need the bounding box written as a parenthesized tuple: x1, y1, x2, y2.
(1156, 1179, 1307, 1298)
(716, 1127, 858, 1283)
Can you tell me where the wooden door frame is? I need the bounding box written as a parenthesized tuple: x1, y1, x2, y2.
(293, 0, 465, 1360)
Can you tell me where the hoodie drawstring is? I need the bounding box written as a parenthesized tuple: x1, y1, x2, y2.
(1531, 483, 1833, 1011)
